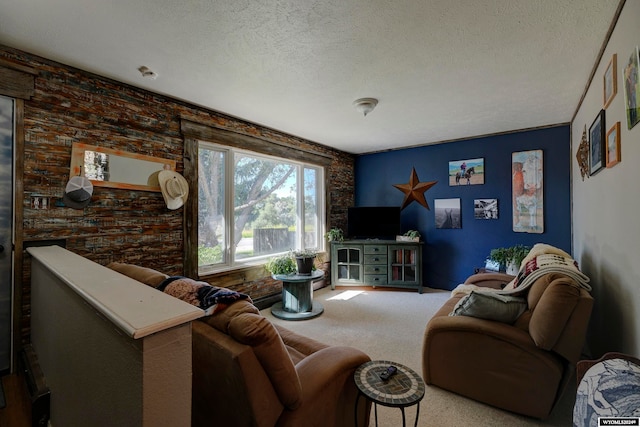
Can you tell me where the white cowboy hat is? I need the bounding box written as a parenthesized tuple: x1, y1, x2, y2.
(158, 170, 189, 210)
(63, 175, 93, 209)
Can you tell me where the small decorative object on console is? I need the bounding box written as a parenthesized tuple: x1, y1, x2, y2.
(396, 230, 420, 242)
(325, 227, 344, 242)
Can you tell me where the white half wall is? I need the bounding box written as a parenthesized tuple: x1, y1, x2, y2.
(571, 0, 640, 357)
(28, 246, 203, 427)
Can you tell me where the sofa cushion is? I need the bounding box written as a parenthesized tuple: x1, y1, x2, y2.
(450, 290, 527, 324)
(228, 313, 302, 410)
(107, 262, 169, 287)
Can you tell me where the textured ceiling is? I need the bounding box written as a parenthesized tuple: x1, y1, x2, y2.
(0, 1, 621, 154)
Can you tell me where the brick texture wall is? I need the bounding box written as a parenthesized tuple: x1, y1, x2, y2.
(1, 45, 355, 344)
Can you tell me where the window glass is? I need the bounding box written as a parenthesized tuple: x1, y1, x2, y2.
(234, 152, 296, 260)
(198, 142, 324, 273)
(198, 146, 226, 266)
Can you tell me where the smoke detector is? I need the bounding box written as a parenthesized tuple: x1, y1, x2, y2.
(138, 66, 158, 80)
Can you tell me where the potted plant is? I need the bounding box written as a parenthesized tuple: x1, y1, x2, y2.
(265, 254, 297, 276)
(488, 244, 530, 275)
(292, 248, 318, 276)
(325, 227, 344, 242)
(396, 230, 421, 242)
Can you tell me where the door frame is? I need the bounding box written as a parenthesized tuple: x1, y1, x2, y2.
(1, 58, 36, 372)
(12, 98, 24, 374)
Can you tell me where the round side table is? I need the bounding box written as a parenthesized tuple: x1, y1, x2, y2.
(271, 270, 324, 320)
(354, 360, 425, 427)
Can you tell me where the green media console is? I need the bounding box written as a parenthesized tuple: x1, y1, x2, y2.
(330, 240, 423, 293)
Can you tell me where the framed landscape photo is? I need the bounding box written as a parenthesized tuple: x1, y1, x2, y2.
(623, 46, 640, 130)
(434, 198, 461, 229)
(606, 122, 621, 168)
(589, 109, 606, 176)
(603, 53, 617, 109)
(448, 158, 484, 186)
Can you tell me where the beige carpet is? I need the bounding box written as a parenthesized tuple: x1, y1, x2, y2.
(261, 286, 575, 427)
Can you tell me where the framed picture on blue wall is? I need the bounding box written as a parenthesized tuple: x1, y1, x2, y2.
(434, 198, 461, 229)
(448, 158, 484, 186)
(474, 199, 498, 219)
(512, 150, 543, 234)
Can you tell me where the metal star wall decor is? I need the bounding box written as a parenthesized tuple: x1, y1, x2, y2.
(393, 167, 438, 210)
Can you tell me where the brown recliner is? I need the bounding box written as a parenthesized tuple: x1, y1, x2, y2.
(105, 262, 371, 427)
(192, 299, 371, 427)
(422, 271, 593, 419)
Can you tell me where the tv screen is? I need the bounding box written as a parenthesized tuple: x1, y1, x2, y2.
(347, 206, 401, 239)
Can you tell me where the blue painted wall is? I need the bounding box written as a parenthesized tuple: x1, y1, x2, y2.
(354, 125, 571, 290)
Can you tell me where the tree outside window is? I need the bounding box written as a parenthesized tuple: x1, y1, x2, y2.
(198, 142, 324, 273)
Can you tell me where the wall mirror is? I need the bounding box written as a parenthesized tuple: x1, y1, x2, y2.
(70, 142, 176, 192)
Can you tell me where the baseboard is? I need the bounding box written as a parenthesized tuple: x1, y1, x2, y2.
(19, 344, 50, 427)
(253, 293, 281, 310)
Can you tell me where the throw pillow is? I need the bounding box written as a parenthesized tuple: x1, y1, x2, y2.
(450, 290, 527, 323)
(157, 276, 250, 316)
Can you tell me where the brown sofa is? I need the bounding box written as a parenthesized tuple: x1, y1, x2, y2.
(107, 262, 371, 427)
(422, 270, 593, 419)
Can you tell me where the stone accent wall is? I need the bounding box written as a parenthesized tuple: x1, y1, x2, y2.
(1, 45, 355, 343)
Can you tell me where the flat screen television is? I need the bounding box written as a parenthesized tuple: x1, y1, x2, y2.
(347, 206, 401, 239)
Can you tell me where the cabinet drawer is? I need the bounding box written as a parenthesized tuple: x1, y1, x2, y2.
(364, 274, 388, 286)
(364, 265, 387, 275)
(364, 245, 387, 255)
(364, 254, 386, 265)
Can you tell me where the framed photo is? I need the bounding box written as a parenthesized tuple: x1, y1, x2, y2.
(623, 47, 640, 130)
(589, 109, 606, 176)
(512, 150, 543, 234)
(474, 199, 498, 219)
(603, 53, 617, 108)
(605, 122, 621, 168)
(448, 158, 484, 186)
(434, 198, 461, 229)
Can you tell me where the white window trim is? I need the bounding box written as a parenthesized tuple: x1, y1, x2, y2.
(197, 140, 325, 276)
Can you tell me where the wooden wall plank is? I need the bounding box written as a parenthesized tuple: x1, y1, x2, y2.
(0, 44, 355, 345)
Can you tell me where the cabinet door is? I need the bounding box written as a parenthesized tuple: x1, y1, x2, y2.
(332, 244, 363, 285)
(388, 245, 420, 285)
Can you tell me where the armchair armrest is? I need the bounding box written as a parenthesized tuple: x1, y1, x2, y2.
(424, 314, 536, 354)
(279, 346, 371, 427)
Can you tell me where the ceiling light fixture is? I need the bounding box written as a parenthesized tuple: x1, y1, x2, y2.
(353, 98, 378, 116)
(138, 66, 158, 80)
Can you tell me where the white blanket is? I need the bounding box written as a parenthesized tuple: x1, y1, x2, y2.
(452, 245, 591, 298)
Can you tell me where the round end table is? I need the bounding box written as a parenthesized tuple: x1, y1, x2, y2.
(354, 360, 425, 427)
(271, 270, 324, 320)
